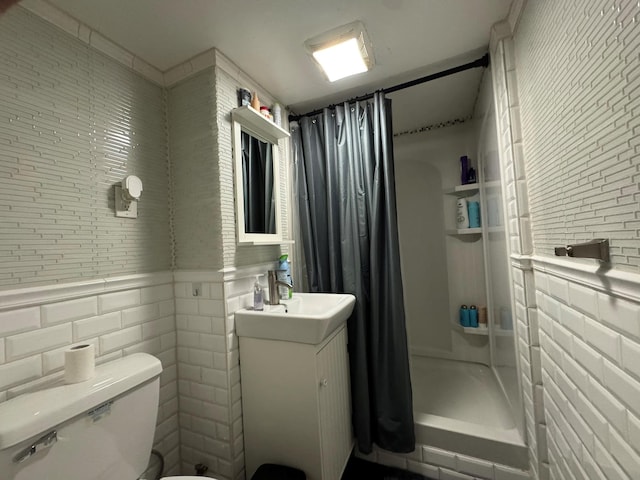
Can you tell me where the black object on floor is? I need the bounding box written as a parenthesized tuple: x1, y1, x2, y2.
(341, 456, 434, 480)
(251, 463, 306, 480)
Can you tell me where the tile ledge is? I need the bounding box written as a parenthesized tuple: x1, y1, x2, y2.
(0, 272, 173, 311)
(531, 254, 640, 304)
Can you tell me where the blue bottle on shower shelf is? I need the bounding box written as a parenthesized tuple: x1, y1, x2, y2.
(468, 201, 480, 228)
(459, 305, 470, 327)
(469, 305, 479, 327)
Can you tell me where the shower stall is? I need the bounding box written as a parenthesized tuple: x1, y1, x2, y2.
(393, 67, 528, 470)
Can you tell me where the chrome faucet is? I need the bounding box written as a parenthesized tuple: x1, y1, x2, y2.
(267, 270, 292, 305)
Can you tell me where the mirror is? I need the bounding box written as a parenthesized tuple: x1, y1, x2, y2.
(232, 106, 290, 244)
(240, 132, 276, 234)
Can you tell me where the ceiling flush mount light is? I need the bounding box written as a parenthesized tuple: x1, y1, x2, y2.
(305, 21, 374, 82)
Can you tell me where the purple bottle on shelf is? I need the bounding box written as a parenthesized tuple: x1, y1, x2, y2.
(460, 155, 469, 184)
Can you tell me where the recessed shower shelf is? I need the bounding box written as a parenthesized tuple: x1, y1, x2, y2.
(446, 228, 482, 236)
(443, 184, 479, 196)
(455, 324, 489, 335)
(453, 323, 514, 337)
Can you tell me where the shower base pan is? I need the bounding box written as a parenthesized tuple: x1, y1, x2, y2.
(411, 355, 528, 469)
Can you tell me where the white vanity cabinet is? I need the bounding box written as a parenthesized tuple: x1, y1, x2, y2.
(239, 325, 353, 480)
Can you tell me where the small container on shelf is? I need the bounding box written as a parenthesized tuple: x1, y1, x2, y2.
(460, 155, 469, 184)
(260, 105, 271, 119)
(251, 91, 260, 110)
(272, 103, 282, 126)
(469, 305, 478, 327)
(456, 198, 469, 229)
(468, 201, 481, 228)
(459, 305, 470, 327)
(238, 88, 251, 107)
(478, 306, 488, 328)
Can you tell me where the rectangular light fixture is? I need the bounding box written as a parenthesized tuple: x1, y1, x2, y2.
(305, 21, 374, 82)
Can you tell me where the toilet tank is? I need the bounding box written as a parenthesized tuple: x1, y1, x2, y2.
(0, 353, 162, 480)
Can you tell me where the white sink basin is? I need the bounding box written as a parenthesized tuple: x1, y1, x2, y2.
(235, 292, 356, 344)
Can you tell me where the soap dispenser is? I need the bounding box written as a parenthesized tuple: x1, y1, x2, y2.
(253, 275, 264, 311)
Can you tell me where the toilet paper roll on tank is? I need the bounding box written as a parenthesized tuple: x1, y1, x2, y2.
(64, 343, 96, 383)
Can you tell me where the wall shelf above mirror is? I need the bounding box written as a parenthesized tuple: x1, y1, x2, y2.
(231, 106, 291, 245)
(232, 106, 290, 144)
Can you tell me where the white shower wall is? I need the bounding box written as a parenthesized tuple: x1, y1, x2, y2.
(395, 122, 490, 365)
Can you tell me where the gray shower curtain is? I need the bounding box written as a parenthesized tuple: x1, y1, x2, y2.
(291, 93, 415, 454)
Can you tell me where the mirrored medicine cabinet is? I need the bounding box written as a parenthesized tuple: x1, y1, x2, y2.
(231, 106, 290, 245)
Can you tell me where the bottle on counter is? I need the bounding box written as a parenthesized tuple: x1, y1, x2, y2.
(253, 275, 264, 311)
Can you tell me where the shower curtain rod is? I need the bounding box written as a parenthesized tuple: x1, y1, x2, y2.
(289, 53, 489, 122)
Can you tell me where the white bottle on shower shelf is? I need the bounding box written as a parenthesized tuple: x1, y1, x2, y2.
(456, 198, 469, 229)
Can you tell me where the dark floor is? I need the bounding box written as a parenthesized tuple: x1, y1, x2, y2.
(341, 456, 433, 480)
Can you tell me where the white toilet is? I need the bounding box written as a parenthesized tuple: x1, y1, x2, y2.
(0, 353, 213, 480)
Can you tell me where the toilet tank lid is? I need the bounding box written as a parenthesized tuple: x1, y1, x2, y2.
(0, 353, 162, 450)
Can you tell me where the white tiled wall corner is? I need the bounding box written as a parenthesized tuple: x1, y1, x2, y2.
(168, 68, 222, 271)
(0, 275, 180, 473)
(491, 23, 547, 475)
(174, 272, 235, 478)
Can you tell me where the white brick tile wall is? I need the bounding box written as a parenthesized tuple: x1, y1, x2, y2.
(41, 297, 98, 325)
(175, 273, 237, 478)
(0, 275, 181, 473)
(73, 312, 122, 340)
(583, 317, 621, 362)
(122, 303, 160, 327)
(98, 290, 141, 313)
(143, 316, 175, 340)
(0, 355, 42, 390)
(0, 307, 40, 336)
(602, 359, 640, 417)
(5, 324, 72, 360)
(100, 325, 143, 353)
(534, 276, 640, 479)
(597, 292, 640, 339)
(141, 284, 174, 304)
(621, 337, 640, 379)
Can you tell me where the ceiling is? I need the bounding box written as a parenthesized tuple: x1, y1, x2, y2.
(44, 0, 512, 132)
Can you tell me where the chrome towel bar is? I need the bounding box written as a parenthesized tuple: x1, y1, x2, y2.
(554, 238, 610, 263)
